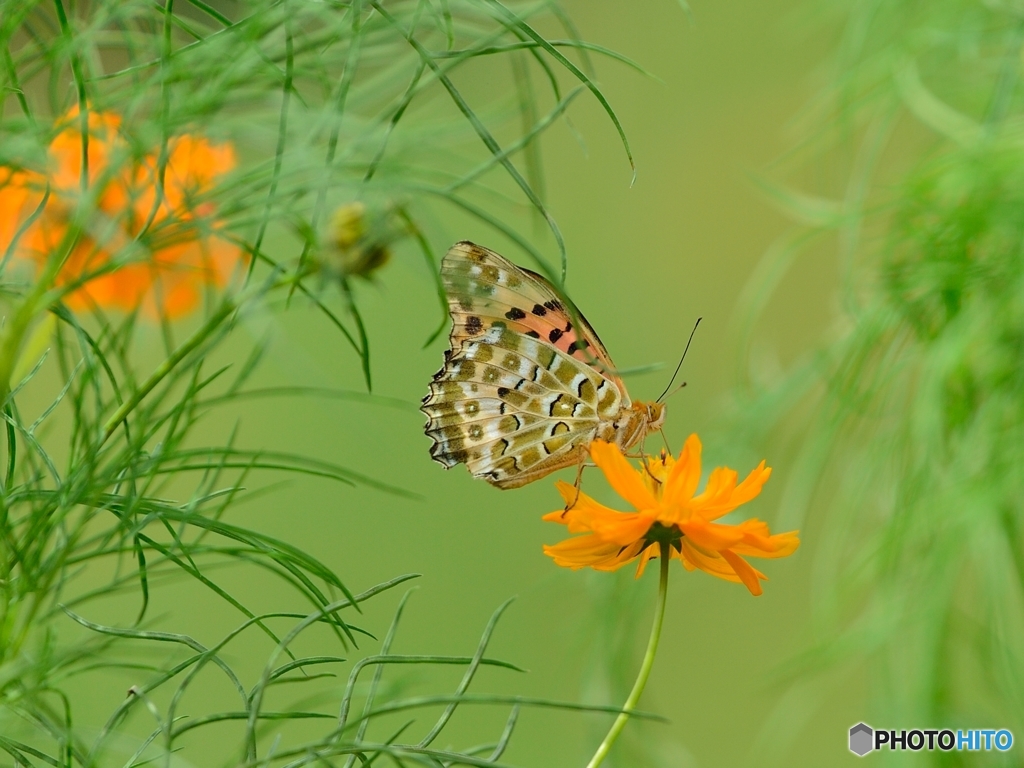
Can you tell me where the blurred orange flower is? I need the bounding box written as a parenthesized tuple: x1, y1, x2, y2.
(0, 108, 243, 318)
(543, 436, 800, 595)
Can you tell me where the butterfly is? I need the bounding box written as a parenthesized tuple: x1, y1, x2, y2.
(421, 241, 666, 490)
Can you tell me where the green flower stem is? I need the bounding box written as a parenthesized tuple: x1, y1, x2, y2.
(0, 281, 48, 406)
(0, 222, 86, 667)
(0, 228, 77, 407)
(585, 541, 670, 768)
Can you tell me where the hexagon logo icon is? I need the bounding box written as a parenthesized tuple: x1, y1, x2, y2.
(849, 723, 874, 757)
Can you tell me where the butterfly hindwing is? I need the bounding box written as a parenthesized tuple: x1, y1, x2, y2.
(422, 315, 623, 489)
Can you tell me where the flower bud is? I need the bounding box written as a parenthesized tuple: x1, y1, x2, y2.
(322, 201, 395, 279)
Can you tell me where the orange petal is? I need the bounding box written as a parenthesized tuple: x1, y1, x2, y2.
(731, 462, 772, 506)
(589, 440, 657, 510)
(550, 504, 656, 547)
(49, 109, 122, 193)
(694, 463, 771, 520)
(677, 517, 746, 550)
(203, 235, 246, 286)
(642, 451, 672, 496)
(731, 524, 800, 559)
(678, 545, 697, 571)
(680, 540, 740, 581)
(592, 540, 647, 571)
(588, 510, 657, 546)
(634, 543, 660, 578)
(664, 433, 702, 505)
(0, 171, 40, 252)
(547, 481, 639, 538)
(720, 549, 764, 596)
(544, 534, 640, 571)
(692, 466, 737, 507)
(552, 479, 587, 511)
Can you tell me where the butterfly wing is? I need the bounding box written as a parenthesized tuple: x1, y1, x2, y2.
(441, 241, 628, 397)
(422, 324, 624, 489)
(422, 241, 626, 489)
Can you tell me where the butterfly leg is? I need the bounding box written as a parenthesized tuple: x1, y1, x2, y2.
(565, 459, 595, 512)
(625, 423, 657, 460)
(630, 426, 665, 486)
(659, 427, 671, 452)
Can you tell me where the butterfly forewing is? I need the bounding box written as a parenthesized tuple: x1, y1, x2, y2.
(441, 242, 625, 393)
(423, 244, 628, 489)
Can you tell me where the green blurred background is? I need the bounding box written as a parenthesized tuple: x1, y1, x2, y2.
(43, 0, 878, 765)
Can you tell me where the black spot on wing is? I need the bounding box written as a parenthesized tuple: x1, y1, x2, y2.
(548, 394, 569, 417)
(532, 304, 547, 316)
(526, 330, 540, 339)
(466, 316, 483, 334)
(549, 328, 563, 343)
(505, 307, 527, 320)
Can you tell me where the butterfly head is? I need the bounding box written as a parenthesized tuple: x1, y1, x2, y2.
(635, 400, 667, 432)
(615, 401, 667, 451)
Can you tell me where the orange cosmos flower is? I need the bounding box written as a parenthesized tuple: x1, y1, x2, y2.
(0, 108, 243, 318)
(543, 435, 799, 595)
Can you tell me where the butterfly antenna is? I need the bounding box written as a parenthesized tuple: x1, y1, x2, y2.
(664, 381, 688, 401)
(656, 317, 701, 403)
